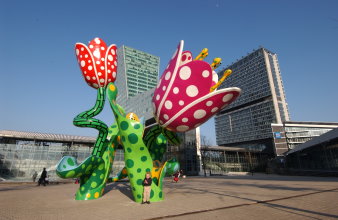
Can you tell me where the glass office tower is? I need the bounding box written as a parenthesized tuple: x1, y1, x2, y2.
(215, 47, 290, 154)
(116, 45, 160, 108)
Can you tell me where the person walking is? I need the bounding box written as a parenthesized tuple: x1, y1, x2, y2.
(38, 168, 47, 186)
(142, 172, 152, 204)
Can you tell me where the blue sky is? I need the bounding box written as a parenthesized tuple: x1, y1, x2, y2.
(1, 0, 338, 145)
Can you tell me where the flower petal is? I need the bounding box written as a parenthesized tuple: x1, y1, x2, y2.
(75, 43, 100, 89)
(88, 38, 108, 87)
(162, 87, 241, 132)
(153, 40, 184, 117)
(155, 60, 213, 124)
(105, 44, 118, 86)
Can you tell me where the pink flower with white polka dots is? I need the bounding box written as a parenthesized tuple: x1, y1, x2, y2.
(152, 40, 241, 132)
(75, 37, 117, 89)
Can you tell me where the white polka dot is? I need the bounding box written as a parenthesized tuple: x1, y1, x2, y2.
(108, 79, 111, 82)
(88, 65, 93, 70)
(162, 86, 166, 91)
(92, 83, 98, 88)
(179, 100, 184, 106)
(100, 66, 104, 70)
(182, 118, 188, 123)
(95, 38, 101, 44)
(111, 65, 115, 69)
(211, 107, 218, 113)
(107, 70, 111, 73)
(88, 60, 91, 63)
(93, 50, 100, 58)
(156, 94, 160, 101)
(99, 78, 105, 83)
(98, 72, 102, 76)
(80, 55, 82, 58)
(163, 114, 169, 120)
(176, 125, 189, 132)
(101, 58, 105, 61)
(89, 45, 94, 49)
(114, 61, 117, 66)
(186, 85, 199, 97)
(108, 55, 113, 61)
(101, 46, 105, 50)
(86, 76, 90, 80)
(194, 110, 206, 119)
(165, 100, 172, 109)
(222, 94, 233, 102)
(85, 54, 88, 58)
(111, 49, 115, 55)
(81, 47, 84, 51)
(179, 66, 191, 80)
(76, 49, 79, 55)
(165, 71, 171, 80)
(202, 70, 210, 78)
(81, 60, 85, 67)
(112, 72, 116, 78)
(173, 87, 179, 94)
(206, 101, 213, 106)
(84, 71, 87, 74)
(96, 61, 100, 64)
(92, 76, 96, 80)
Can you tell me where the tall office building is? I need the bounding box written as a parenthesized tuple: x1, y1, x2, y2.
(215, 47, 290, 154)
(116, 45, 160, 108)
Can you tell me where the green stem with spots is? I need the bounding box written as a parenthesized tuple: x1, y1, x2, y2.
(73, 87, 108, 157)
(107, 82, 179, 202)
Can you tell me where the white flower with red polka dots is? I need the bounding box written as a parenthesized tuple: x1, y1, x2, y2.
(75, 37, 117, 89)
(152, 40, 241, 132)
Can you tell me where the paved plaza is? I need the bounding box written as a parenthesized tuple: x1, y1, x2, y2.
(0, 174, 337, 220)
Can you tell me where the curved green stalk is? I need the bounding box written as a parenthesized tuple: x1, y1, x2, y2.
(73, 87, 108, 157)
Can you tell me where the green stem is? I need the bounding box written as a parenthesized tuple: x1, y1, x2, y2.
(73, 87, 108, 157)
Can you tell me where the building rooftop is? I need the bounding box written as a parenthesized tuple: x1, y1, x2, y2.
(272, 121, 338, 126)
(286, 127, 338, 155)
(0, 130, 96, 143)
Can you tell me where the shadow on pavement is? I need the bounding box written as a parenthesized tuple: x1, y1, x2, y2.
(104, 181, 134, 200)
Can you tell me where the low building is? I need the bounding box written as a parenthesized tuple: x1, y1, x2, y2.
(271, 121, 338, 156)
(0, 130, 124, 181)
(200, 146, 269, 175)
(285, 127, 338, 173)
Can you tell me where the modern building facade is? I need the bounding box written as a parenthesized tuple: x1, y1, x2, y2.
(116, 45, 160, 108)
(215, 47, 290, 155)
(0, 130, 125, 181)
(286, 127, 338, 173)
(271, 121, 338, 156)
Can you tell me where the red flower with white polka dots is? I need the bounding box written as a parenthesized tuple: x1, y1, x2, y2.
(152, 40, 241, 132)
(75, 37, 117, 89)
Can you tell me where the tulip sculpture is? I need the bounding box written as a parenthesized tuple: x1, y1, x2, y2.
(153, 40, 241, 132)
(56, 38, 241, 202)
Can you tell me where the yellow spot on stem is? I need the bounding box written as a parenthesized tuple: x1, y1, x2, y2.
(94, 192, 100, 198)
(109, 84, 115, 91)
